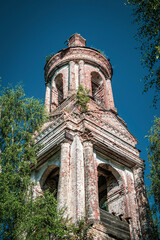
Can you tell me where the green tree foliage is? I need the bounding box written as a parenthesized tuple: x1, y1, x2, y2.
(147, 117, 160, 232)
(77, 85, 90, 111)
(126, 1, 160, 235)
(16, 190, 72, 240)
(70, 218, 93, 240)
(0, 86, 47, 239)
(0, 86, 92, 239)
(126, 0, 160, 105)
(16, 189, 92, 239)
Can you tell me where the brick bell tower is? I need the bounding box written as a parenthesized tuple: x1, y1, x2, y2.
(32, 34, 153, 240)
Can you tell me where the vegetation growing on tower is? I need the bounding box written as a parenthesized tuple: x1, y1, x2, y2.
(76, 85, 90, 111)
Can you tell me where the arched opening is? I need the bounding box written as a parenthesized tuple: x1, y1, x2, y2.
(55, 73, 63, 105)
(40, 165, 59, 198)
(91, 71, 103, 98)
(98, 164, 125, 216)
(98, 164, 131, 240)
(98, 174, 108, 210)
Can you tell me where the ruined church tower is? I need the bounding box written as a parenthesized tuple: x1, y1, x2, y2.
(32, 34, 153, 239)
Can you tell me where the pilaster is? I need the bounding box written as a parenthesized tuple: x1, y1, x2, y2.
(63, 67, 68, 99)
(83, 141, 100, 222)
(133, 166, 153, 239)
(69, 61, 76, 95)
(70, 135, 85, 221)
(105, 79, 115, 111)
(79, 60, 85, 87)
(85, 67, 92, 96)
(45, 83, 51, 113)
(125, 169, 142, 239)
(58, 142, 70, 217)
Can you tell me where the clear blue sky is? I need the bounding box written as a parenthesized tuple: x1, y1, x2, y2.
(0, 0, 159, 193)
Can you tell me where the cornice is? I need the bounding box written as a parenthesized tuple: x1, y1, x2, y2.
(44, 47, 112, 83)
(34, 115, 142, 168)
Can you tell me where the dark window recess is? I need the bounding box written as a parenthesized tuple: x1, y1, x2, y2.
(42, 166, 59, 198)
(55, 73, 63, 105)
(91, 72, 104, 105)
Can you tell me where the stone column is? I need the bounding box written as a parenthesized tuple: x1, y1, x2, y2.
(133, 166, 153, 240)
(105, 79, 115, 111)
(58, 142, 70, 218)
(83, 141, 100, 222)
(45, 83, 51, 113)
(79, 60, 85, 87)
(69, 61, 76, 95)
(70, 135, 85, 222)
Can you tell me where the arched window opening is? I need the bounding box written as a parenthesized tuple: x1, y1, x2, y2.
(40, 166, 59, 198)
(55, 74, 63, 105)
(98, 175, 107, 210)
(98, 164, 130, 239)
(91, 72, 103, 98)
(98, 164, 122, 214)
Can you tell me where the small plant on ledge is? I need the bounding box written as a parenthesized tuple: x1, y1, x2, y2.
(96, 49, 106, 58)
(45, 52, 55, 63)
(77, 85, 90, 111)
